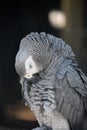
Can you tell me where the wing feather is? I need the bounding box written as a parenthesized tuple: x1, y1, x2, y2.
(55, 59, 86, 128)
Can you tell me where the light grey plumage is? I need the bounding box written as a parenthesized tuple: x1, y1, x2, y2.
(15, 32, 87, 130)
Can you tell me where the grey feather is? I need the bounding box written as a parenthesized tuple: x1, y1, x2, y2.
(15, 32, 87, 130)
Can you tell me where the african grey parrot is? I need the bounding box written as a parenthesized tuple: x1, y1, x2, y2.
(15, 32, 87, 130)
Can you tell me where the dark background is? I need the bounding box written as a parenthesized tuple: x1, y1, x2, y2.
(0, 0, 61, 106)
(0, 0, 87, 129)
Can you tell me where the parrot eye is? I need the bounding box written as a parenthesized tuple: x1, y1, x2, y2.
(29, 64, 32, 68)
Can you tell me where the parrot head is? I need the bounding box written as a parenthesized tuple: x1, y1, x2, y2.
(15, 33, 49, 79)
(15, 48, 43, 79)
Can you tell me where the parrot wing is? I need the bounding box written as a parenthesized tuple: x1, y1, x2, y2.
(55, 58, 87, 128)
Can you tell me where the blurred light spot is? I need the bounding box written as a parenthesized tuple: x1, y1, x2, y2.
(48, 10, 66, 29)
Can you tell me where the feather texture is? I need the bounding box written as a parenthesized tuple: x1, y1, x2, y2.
(15, 32, 87, 130)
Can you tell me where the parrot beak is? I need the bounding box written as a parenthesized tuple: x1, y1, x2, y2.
(24, 74, 33, 79)
(23, 73, 40, 83)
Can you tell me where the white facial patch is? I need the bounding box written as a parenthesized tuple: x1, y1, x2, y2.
(24, 56, 43, 79)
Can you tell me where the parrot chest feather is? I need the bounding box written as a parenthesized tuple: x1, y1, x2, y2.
(29, 81, 56, 112)
(22, 77, 57, 125)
